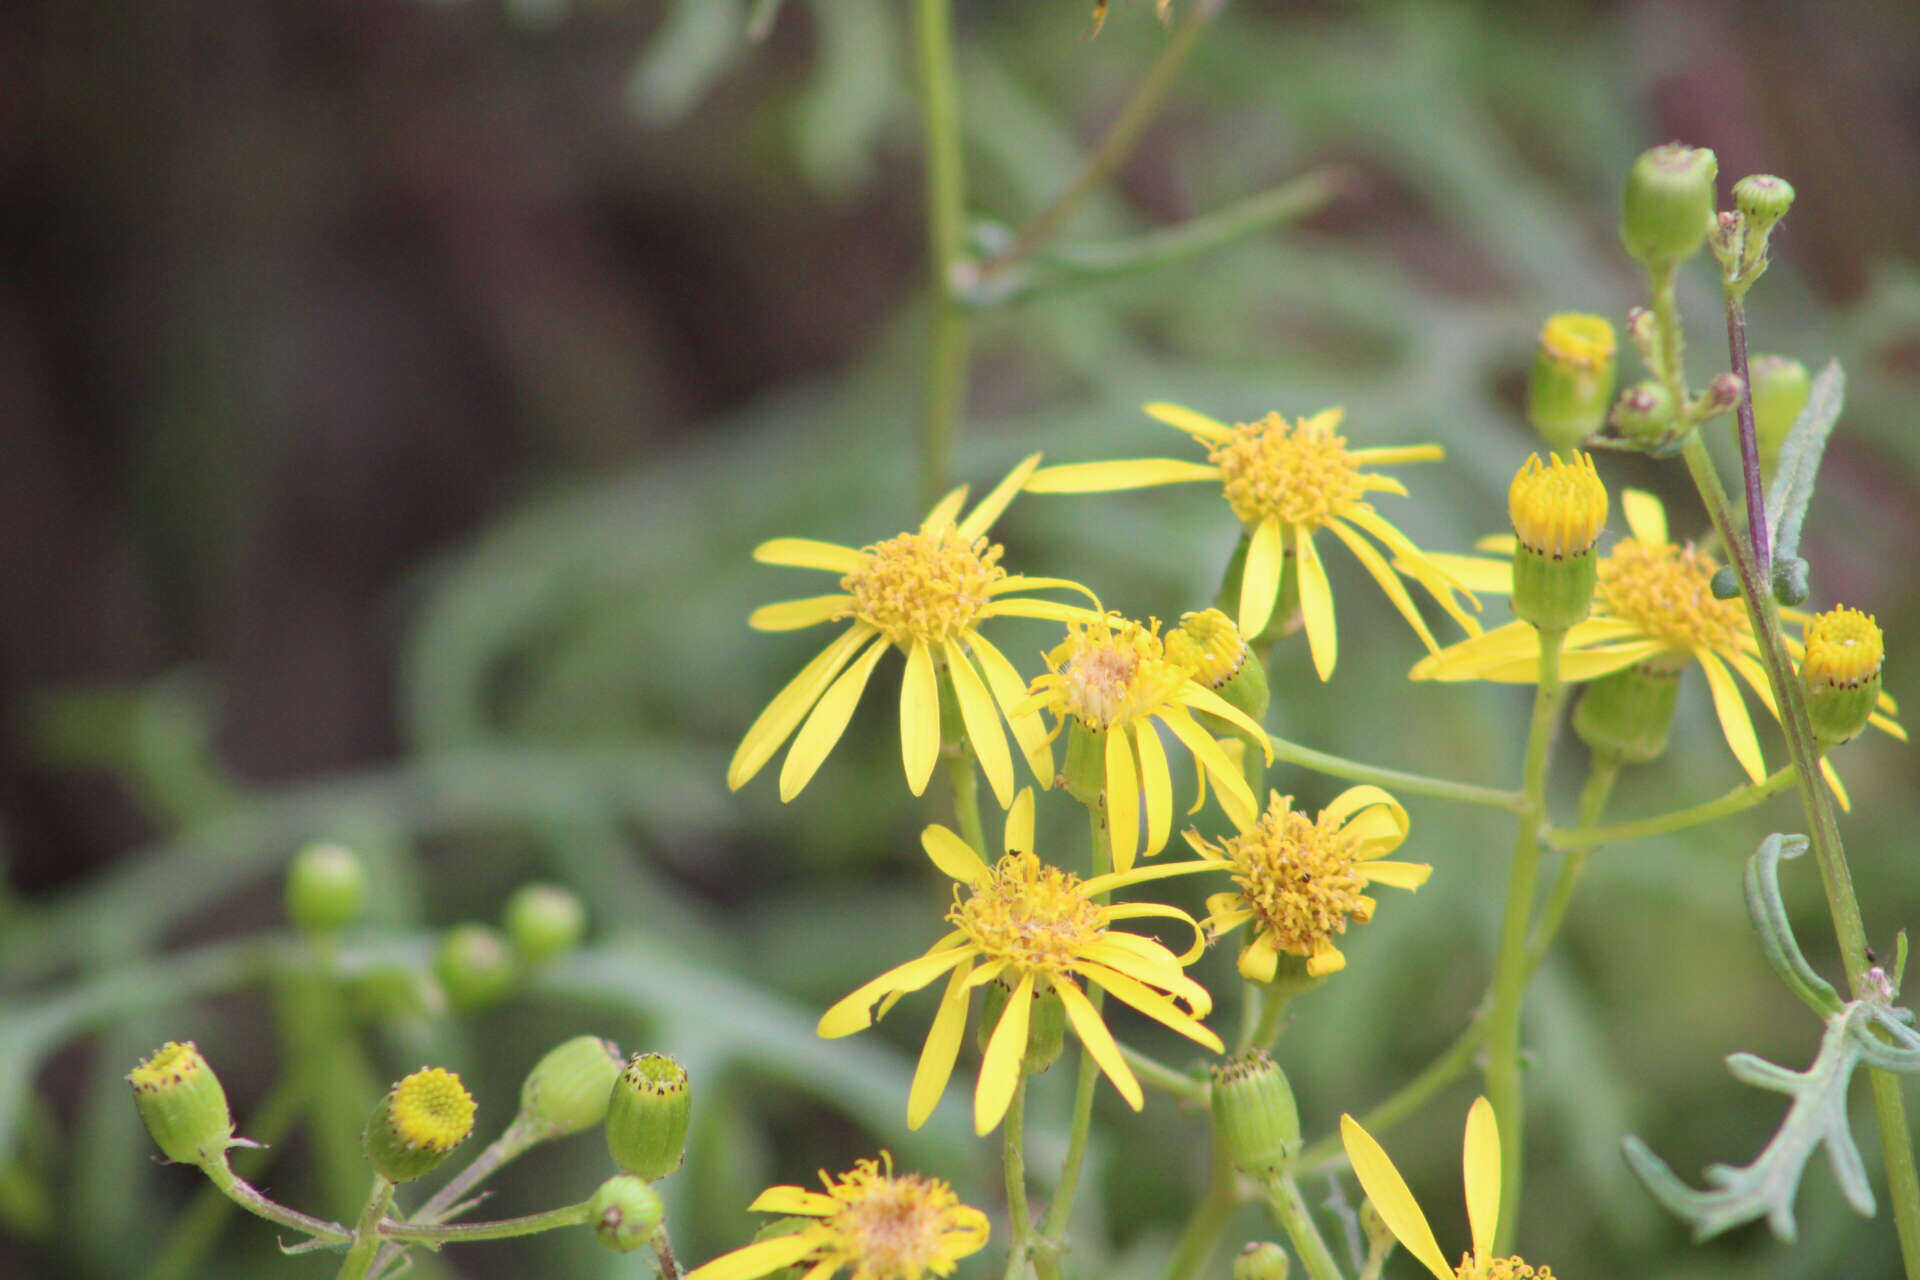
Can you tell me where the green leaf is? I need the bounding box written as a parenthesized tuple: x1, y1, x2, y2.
(1764, 358, 1844, 564)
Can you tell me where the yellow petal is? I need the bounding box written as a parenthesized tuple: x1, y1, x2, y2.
(1143, 400, 1236, 443)
(1342, 506, 1481, 635)
(1105, 728, 1140, 874)
(1464, 1096, 1501, 1263)
(1348, 443, 1445, 465)
(1322, 783, 1402, 828)
(1339, 1115, 1453, 1280)
(1328, 518, 1443, 650)
(1417, 552, 1513, 595)
(775, 633, 889, 800)
(983, 597, 1095, 623)
(818, 941, 970, 1036)
(1023, 458, 1219, 492)
(753, 537, 866, 574)
(1237, 935, 1281, 983)
(974, 972, 1035, 1133)
(945, 640, 1014, 809)
(900, 640, 942, 797)
(1239, 518, 1285, 640)
(729, 625, 874, 790)
(748, 595, 851, 632)
(1134, 722, 1174, 857)
(1295, 525, 1338, 680)
(1082, 962, 1222, 1050)
(922, 824, 991, 884)
(1005, 787, 1035, 853)
(1175, 684, 1271, 757)
(990, 574, 1102, 604)
(683, 1232, 819, 1280)
(958, 453, 1043, 541)
(921, 483, 971, 534)
(1622, 488, 1668, 545)
(908, 964, 975, 1129)
(1360, 860, 1432, 890)
(749, 1187, 833, 1215)
(1159, 710, 1257, 828)
(1056, 981, 1144, 1109)
(967, 632, 1054, 783)
(1697, 647, 1766, 783)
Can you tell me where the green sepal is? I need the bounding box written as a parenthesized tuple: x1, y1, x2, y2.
(128, 1042, 235, 1168)
(978, 979, 1066, 1074)
(1511, 546, 1597, 631)
(1572, 664, 1680, 763)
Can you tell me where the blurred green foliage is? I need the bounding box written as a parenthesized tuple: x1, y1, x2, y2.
(4, 2, 1920, 1278)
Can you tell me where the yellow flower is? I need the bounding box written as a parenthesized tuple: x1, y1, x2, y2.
(1410, 489, 1904, 804)
(683, 1152, 988, 1280)
(1017, 612, 1273, 872)
(1341, 1097, 1555, 1280)
(1025, 403, 1477, 679)
(819, 792, 1223, 1134)
(1185, 786, 1429, 981)
(730, 454, 1094, 808)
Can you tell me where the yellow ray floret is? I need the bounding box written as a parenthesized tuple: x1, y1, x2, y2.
(731, 454, 1097, 808)
(1026, 403, 1477, 679)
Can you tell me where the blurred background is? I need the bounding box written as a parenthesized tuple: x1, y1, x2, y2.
(3, 0, 1919, 1276)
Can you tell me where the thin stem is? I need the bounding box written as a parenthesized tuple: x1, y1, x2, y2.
(976, 1, 1219, 281)
(1118, 1043, 1209, 1105)
(654, 1225, 685, 1280)
(368, 1118, 543, 1278)
(1648, 262, 1688, 423)
(1002, 1075, 1034, 1280)
(198, 1156, 353, 1247)
(1260, 1173, 1344, 1280)
(1483, 627, 1567, 1256)
(1524, 754, 1622, 976)
(1724, 295, 1770, 570)
(1245, 986, 1292, 1053)
(1296, 1017, 1487, 1174)
(1160, 1142, 1238, 1280)
(335, 1177, 395, 1280)
(912, 0, 970, 508)
(1267, 735, 1523, 813)
(376, 1200, 592, 1244)
(949, 738, 989, 858)
(1679, 434, 1920, 1276)
(1548, 763, 1796, 850)
(144, 1075, 309, 1280)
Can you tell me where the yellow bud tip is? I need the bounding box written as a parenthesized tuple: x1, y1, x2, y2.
(128, 1041, 206, 1093)
(1539, 313, 1616, 368)
(1166, 608, 1247, 689)
(1508, 451, 1609, 558)
(1804, 607, 1883, 688)
(389, 1067, 476, 1155)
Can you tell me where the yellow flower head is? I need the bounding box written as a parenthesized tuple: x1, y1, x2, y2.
(1018, 612, 1272, 871)
(1025, 403, 1478, 680)
(683, 1152, 988, 1280)
(1341, 1098, 1555, 1280)
(1508, 452, 1607, 559)
(819, 792, 1223, 1134)
(1411, 488, 1904, 806)
(1802, 606, 1883, 689)
(1165, 608, 1249, 690)
(1185, 786, 1429, 981)
(388, 1067, 476, 1156)
(1538, 313, 1616, 369)
(730, 454, 1096, 809)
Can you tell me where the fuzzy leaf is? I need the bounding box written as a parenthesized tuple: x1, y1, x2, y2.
(1764, 359, 1844, 564)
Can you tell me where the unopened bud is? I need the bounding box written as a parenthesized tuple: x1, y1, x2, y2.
(1234, 1242, 1290, 1280)
(502, 883, 586, 967)
(1734, 174, 1795, 232)
(1701, 372, 1744, 417)
(1168, 608, 1268, 726)
(1621, 143, 1718, 268)
(434, 923, 518, 1014)
(1749, 354, 1810, 477)
(519, 1035, 623, 1138)
(1801, 607, 1884, 751)
(1210, 1051, 1300, 1176)
(1573, 663, 1682, 763)
(606, 1053, 690, 1180)
(1527, 314, 1618, 452)
(589, 1175, 664, 1252)
(363, 1067, 476, 1183)
(285, 842, 366, 934)
(129, 1042, 234, 1168)
(1508, 453, 1607, 630)
(1611, 381, 1675, 444)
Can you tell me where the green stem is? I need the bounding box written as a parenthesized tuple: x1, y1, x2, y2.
(1483, 627, 1567, 1256)
(1118, 1044, 1209, 1105)
(1547, 763, 1796, 850)
(198, 1156, 353, 1247)
(1244, 985, 1292, 1054)
(144, 1075, 308, 1280)
(1260, 1173, 1345, 1280)
(1267, 735, 1523, 812)
(1296, 1017, 1487, 1174)
(1679, 434, 1920, 1276)
(377, 1200, 592, 1244)
(367, 1117, 544, 1279)
(335, 1177, 395, 1280)
(1648, 262, 1689, 427)
(654, 1225, 686, 1280)
(1002, 1075, 1033, 1280)
(912, 0, 970, 508)
(1159, 1141, 1237, 1280)
(976, 1, 1219, 282)
(949, 737, 989, 858)
(1723, 295, 1770, 568)
(1524, 754, 1622, 974)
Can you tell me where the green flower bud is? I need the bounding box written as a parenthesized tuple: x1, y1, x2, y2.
(1709, 566, 1741, 600)
(1508, 453, 1607, 630)
(1734, 174, 1795, 233)
(978, 979, 1067, 1075)
(1527, 314, 1618, 451)
(434, 923, 518, 1014)
(128, 1042, 234, 1168)
(1210, 1051, 1300, 1176)
(1573, 663, 1682, 763)
(285, 842, 366, 934)
(1621, 143, 1718, 268)
(519, 1035, 624, 1138)
(1801, 607, 1884, 751)
(502, 883, 586, 967)
(1749, 354, 1810, 478)
(1234, 1242, 1291, 1280)
(1610, 380, 1675, 444)
(606, 1053, 690, 1180)
(363, 1067, 476, 1183)
(588, 1175, 664, 1252)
